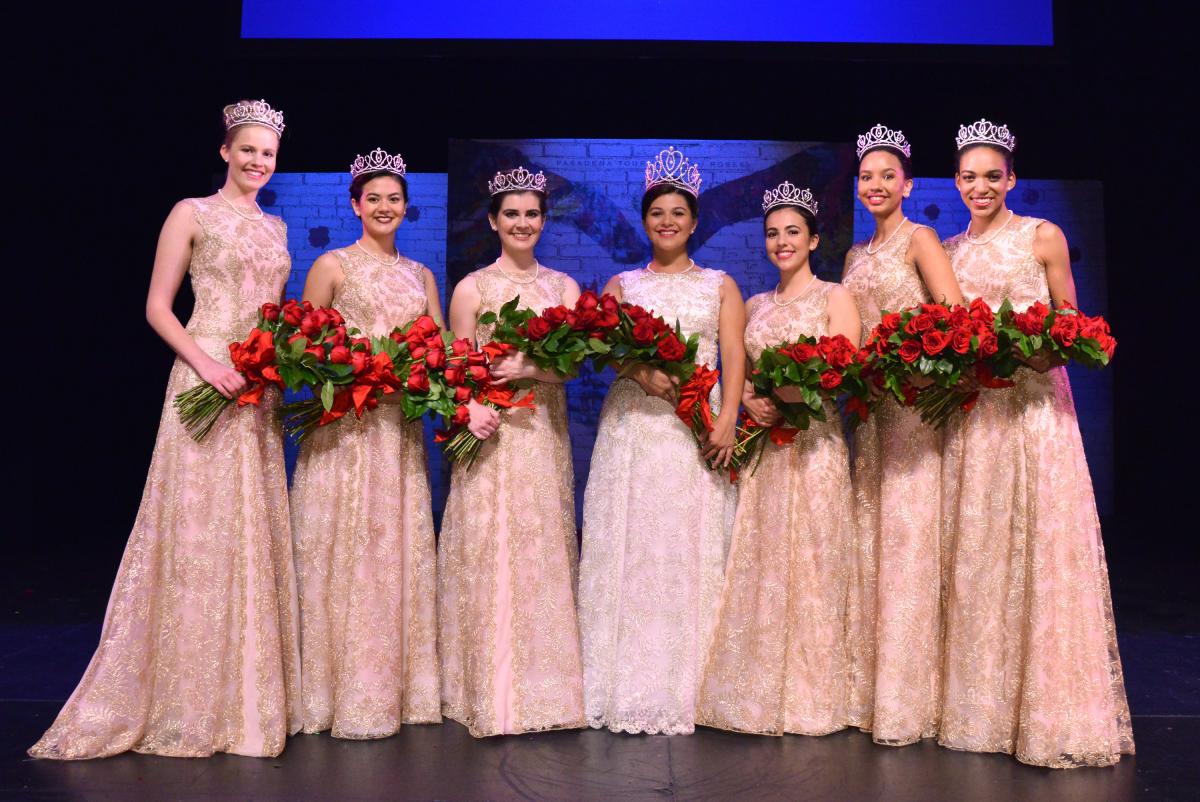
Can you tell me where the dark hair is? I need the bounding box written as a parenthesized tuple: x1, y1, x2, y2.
(955, 143, 1015, 174)
(859, 145, 913, 180)
(488, 189, 548, 217)
(641, 184, 699, 218)
(763, 205, 819, 238)
(350, 170, 409, 203)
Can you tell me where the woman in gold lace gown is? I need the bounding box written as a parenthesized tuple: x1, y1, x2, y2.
(697, 185, 859, 736)
(438, 168, 586, 737)
(29, 100, 301, 759)
(289, 150, 443, 739)
(841, 125, 965, 746)
(938, 121, 1133, 768)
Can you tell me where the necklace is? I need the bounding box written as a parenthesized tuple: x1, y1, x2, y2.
(772, 272, 817, 307)
(216, 188, 264, 221)
(354, 239, 402, 266)
(865, 217, 908, 255)
(646, 258, 696, 276)
(495, 259, 541, 285)
(965, 209, 1015, 245)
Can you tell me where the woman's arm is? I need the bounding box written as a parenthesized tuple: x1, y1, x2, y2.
(300, 252, 343, 309)
(1034, 221, 1079, 308)
(145, 201, 246, 399)
(423, 266, 446, 328)
(704, 274, 747, 466)
(909, 227, 965, 306)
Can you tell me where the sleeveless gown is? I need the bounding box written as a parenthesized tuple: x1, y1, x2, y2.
(29, 196, 301, 759)
(841, 222, 946, 745)
(696, 280, 854, 736)
(578, 266, 737, 735)
(289, 248, 441, 739)
(438, 264, 586, 737)
(939, 217, 1133, 768)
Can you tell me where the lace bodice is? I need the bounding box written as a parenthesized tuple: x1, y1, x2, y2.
(744, 280, 835, 360)
(943, 217, 1050, 312)
(842, 223, 932, 342)
(470, 264, 571, 346)
(617, 266, 726, 368)
(329, 247, 429, 336)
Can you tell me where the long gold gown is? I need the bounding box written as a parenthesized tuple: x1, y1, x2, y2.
(29, 195, 301, 759)
(696, 280, 854, 736)
(841, 222, 946, 745)
(437, 264, 586, 737)
(939, 217, 1133, 767)
(289, 247, 441, 738)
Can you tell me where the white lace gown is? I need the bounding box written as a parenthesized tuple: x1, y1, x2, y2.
(577, 266, 737, 735)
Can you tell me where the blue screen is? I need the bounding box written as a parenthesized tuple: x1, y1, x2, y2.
(242, 1, 1053, 46)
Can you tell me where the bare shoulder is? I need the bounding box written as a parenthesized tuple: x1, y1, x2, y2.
(909, 224, 943, 247)
(1032, 218, 1067, 244)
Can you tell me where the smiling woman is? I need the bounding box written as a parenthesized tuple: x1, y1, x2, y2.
(28, 99, 302, 760)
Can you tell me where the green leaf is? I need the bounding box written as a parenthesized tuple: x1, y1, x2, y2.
(478, 311, 498, 325)
(321, 380, 335, 411)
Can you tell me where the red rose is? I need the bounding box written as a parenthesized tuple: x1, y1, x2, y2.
(326, 308, 345, 327)
(1050, 313, 1080, 347)
(923, 303, 950, 322)
(261, 303, 281, 321)
(949, 306, 970, 328)
(543, 307, 568, 326)
(300, 314, 322, 338)
(575, 290, 600, 311)
(329, 345, 351, 364)
(898, 340, 922, 363)
(950, 328, 973, 355)
(467, 352, 487, 367)
(282, 302, 304, 326)
(526, 317, 552, 340)
(406, 369, 430, 393)
(623, 304, 650, 324)
(329, 327, 347, 347)
(969, 297, 995, 326)
(451, 338, 471, 356)
(880, 312, 902, 335)
(351, 351, 369, 374)
(573, 308, 599, 330)
(304, 344, 325, 361)
(452, 404, 471, 424)
(454, 385, 472, 403)
(425, 347, 447, 369)
(444, 365, 465, 386)
(410, 345, 428, 361)
(978, 331, 999, 357)
(820, 369, 843, 389)
(468, 365, 490, 382)
(914, 313, 935, 332)
(301, 300, 314, 312)
(597, 310, 620, 329)
(790, 342, 818, 362)
(656, 332, 687, 362)
(287, 333, 309, 347)
(632, 320, 657, 345)
(411, 315, 439, 337)
(351, 336, 372, 351)
(601, 294, 620, 314)
(922, 330, 950, 355)
(1013, 311, 1042, 336)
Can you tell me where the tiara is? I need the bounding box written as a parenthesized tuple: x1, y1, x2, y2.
(644, 146, 703, 197)
(223, 99, 285, 135)
(350, 147, 407, 179)
(488, 166, 547, 196)
(956, 118, 1017, 153)
(762, 181, 818, 216)
(856, 123, 911, 159)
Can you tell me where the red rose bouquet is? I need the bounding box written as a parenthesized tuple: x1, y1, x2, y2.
(591, 302, 719, 443)
(477, 289, 620, 377)
(434, 340, 536, 468)
(995, 299, 1116, 369)
(725, 333, 873, 480)
(867, 299, 1013, 428)
(174, 300, 312, 441)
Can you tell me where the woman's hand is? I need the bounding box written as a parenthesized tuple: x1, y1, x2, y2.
(702, 411, 738, 467)
(489, 351, 534, 386)
(627, 364, 679, 403)
(743, 392, 781, 427)
(196, 355, 247, 400)
(467, 399, 501, 440)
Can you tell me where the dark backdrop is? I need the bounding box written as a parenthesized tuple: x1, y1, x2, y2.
(15, 2, 1193, 622)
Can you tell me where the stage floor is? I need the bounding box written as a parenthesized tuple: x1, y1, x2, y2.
(3, 701, 1196, 801)
(4, 540, 1197, 801)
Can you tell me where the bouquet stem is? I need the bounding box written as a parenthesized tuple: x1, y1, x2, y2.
(173, 385, 234, 442)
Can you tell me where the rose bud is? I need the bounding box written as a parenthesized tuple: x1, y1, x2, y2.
(576, 290, 600, 311)
(656, 333, 687, 362)
(468, 365, 490, 382)
(406, 371, 431, 393)
(454, 385, 472, 403)
(632, 320, 657, 345)
(410, 345, 428, 361)
(467, 352, 487, 367)
(453, 404, 471, 425)
(601, 294, 619, 314)
(444, 366, 465, 386)
(300, 315, 322, 337)
(451, 339, 471, 356)
(261, 303, 281, 321)
(544, 307, 568, 326)
(820, 369, 843, 390)
(425, 348, 447, 369)
(978, 332, 1000, 357)
(329, 345, 352, 364)
(283, 304, 304, 326)
(951, 328, 973, 355)
(921, 330, 950, 355)
(527, 317, 552, 341)
(351, 336, 372, 351)
(304, 344, 326, 361)
(351, 351, 369, 374)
